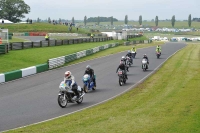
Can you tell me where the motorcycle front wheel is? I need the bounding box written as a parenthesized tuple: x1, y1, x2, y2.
(83, 84, 88, 93)
(76, 96, 83, 104)
(58, 94, 67, 108)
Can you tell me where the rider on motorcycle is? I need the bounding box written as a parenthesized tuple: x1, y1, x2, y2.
(64, 71, 79, 100)
(116, 60, 128, 79)
(143, 54, 149, 69)
(126, 50, 133, 63)
(156, 45, 161, 54)
(131, 46, 137, 57)
(121, 56, 129, 72)
(84, 65, 96, 87)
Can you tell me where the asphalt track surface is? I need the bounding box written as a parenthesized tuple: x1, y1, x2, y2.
(15, 36, 47, 42)
(0, 42, 186, 132)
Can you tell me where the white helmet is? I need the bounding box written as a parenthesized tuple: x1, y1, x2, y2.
(65, 71, 71, 79)
(122, 56, 125, 60)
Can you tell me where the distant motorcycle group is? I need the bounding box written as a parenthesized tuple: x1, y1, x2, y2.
(57, 45, 162, 108)
(117, 45, 162, 86)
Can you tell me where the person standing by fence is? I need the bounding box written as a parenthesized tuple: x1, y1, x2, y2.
(45, 34, 49, 41)
(0, 37, 2, 44)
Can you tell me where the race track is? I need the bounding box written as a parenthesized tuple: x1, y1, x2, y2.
(0, 42, 186, 132)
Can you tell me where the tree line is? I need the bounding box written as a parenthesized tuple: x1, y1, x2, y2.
(125, 14, 192, 28)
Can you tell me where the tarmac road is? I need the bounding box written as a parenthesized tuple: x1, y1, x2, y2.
(0, 42, 186, 132)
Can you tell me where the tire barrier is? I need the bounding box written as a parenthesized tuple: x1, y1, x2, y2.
(48, 43, 119, 69)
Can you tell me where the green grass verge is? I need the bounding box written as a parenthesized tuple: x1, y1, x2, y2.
(0, 36, 147, 73)
(5, 43, 200, 133)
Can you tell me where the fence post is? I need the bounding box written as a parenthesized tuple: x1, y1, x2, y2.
(61, 40, 64, 45)
(22, 42, 24, 49)
(55, 40, 57, 46)
(48, 40, 50, 46)
(40, 41, 42, 47)
(10, 43, 13, 50)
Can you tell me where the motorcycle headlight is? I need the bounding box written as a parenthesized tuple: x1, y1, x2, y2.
(83, 78, 88, 81)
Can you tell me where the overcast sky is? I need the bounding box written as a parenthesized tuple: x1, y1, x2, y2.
(24, 0, 199, 21)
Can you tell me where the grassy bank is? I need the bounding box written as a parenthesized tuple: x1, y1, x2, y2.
(5, 44, 200, 133)
(1, 23, 89, 33)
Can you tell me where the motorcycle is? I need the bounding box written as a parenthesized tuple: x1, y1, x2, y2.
(82, 74, 96, 93)
(156, 51, 161, 59)
(117, 69, 126, 86)
(131, 51, 136, 58)
(126, 56, 132, 67)
(142, 59, 148, 71)
(57, 81, 85, 108)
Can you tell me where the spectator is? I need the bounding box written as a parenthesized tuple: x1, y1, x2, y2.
(91, 33, 94, 38)
(26, 18, 29, 24)
(30, 19, 32, 24)
(77, 27, 78, 31)
(2, 19, 4, 25)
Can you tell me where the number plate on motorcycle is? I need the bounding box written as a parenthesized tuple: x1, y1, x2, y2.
(118, 71, 122, 74)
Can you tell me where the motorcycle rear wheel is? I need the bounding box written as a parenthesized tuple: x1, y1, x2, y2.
(119, 77, 123, 86)
(123, 78, 126, 84)
(58, 95, 67, 108)
(92, 86, 96, 90)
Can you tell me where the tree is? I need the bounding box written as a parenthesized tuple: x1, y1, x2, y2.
(87, 17, 118, 22)
(124, 15, 128, 24)
(188, 14, 192, 27)
(72, 17, 74, 24)
(155, 16, 159, 26)
(37, 17, 40, 23)
(84, 16, 87, 26)
(59, 18, 62, 24)
(97, 16, 100, 25)
(171, 15, 176, 27)
(111, 16, 113, 25)
(0, 0, 30, 23)
(48, 17, 51, 23)
(139, 15, 142, 25)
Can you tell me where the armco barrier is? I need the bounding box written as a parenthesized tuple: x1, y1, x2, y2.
(0, 64, 49, 83)
(21, 66, 36, 77)
(4, 70, 22, 82)
(36, 64, 48, 73)
(8, 37, 112, 51)
(0, 74, 5, 83)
